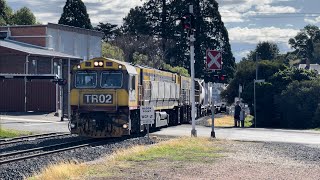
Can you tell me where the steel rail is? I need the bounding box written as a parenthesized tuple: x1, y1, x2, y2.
(0, 133, 71, 146)
(0, 138, 105, 165)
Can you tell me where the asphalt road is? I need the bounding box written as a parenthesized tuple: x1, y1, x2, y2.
(1, 114, 320, 145)
(0, 115, 69, 133)
(152, 125, 320, 145)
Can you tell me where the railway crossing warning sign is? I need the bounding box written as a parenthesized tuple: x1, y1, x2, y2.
(206, 50, 222, 70)
(140, 106, 155, 124)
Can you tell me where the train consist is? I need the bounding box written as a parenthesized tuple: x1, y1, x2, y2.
(69, 57, 214, 137)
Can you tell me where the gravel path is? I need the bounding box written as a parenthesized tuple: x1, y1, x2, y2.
(104, 140, 320, 180)
(206, 141, 320, 180)
(0, 136, 154, 180)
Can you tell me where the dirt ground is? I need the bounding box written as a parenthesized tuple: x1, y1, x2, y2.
(88, 140, 320, 180)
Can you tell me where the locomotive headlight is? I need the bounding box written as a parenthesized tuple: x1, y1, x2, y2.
(98, 61, 104, 67)
(118, 65, 122, 69)
(94, 61, 99, 66)
(77, 65, 81, 69)
(123, 124, 129, 129)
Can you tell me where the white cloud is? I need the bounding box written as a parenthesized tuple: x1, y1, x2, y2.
(255, 5, 297, 14)
(228, 27, 299, 45)
(304, 16, 320, 25)
(217, 0, 297, 23)
(234, 50, 251, 58)
(8, 0, 146, 26)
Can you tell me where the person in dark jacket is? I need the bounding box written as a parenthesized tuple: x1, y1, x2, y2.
(234, 101, 241, 127)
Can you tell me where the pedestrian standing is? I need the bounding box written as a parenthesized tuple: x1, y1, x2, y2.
(240, 108, 245, 128)
(234, 101, 241, 127)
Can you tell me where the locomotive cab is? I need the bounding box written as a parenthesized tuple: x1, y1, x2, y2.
(70, 57, 139, 138)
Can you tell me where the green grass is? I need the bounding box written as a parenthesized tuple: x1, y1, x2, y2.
(0, 128, 31, 138)
(116, 137, 222, 162)
(315, 128, 320, 131)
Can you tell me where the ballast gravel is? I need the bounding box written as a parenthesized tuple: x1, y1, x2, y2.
(0, 137, 154, 180)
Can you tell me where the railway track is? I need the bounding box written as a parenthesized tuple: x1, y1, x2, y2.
(0, 138, 106, 165)
(0, 133, 71, 146)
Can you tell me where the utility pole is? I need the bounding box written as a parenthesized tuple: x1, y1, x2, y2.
(254, 53, 259, 128)
(189, 4, 197, 137)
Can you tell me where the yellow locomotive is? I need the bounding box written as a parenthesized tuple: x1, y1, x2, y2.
(69, 57, 210, 138)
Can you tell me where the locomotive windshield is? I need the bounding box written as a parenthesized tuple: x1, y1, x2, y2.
(75, 72, 97, 88)
(101, 72, 123, 88)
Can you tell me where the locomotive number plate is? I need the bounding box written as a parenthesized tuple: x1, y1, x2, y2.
(83, 94, 113, 104)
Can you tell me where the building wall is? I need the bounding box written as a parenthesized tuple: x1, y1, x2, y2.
(0, 26, 47, 47)
(47, 27, 102, 60)
(0, 55, 26, 73)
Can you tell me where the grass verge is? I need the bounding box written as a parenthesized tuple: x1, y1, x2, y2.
(206, 115, 254, 128)
(0, 128, 32, 138)
(30, 137, 223, 180)
(314, 128, 320, 131)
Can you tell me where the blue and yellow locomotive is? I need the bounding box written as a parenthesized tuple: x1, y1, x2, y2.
(69, 57, 211, 138)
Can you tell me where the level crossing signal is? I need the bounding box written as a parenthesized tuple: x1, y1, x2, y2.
(181, 13, 195, 30)
(213, 74, 227, 83)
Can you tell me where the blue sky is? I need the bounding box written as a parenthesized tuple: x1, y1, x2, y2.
(7, 0, 320, 61)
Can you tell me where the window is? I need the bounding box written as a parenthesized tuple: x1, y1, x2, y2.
(101, 72, 123, 88)
(75, 72, 97, 88)
(131, 75, 136, 90)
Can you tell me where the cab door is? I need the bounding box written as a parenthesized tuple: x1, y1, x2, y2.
(129, 74, 138, 108)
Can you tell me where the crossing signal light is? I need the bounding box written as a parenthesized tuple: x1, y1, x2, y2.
(181, 13, 194, 30)
(220, 75, 227, 83)
(213, 75, 227, 83)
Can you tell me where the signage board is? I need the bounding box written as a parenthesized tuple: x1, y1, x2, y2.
(140, 106, 155, 124)
(206, 50, 222, 70)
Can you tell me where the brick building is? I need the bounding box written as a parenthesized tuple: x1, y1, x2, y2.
(0, 23, 103, 119)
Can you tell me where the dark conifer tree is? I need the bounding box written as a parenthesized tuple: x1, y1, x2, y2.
(58, 0, 93, 29)
(122, 0, 235, 79)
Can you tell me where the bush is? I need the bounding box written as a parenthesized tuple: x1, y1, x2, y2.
(276, 79, 320, 129)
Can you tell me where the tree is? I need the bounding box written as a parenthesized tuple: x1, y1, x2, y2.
(101, 42, 124, 61)
(58, 0, 93, 29)
(276, 79, 320, 129)
(122, 0, 235, 80)
(95, 22, 120, 42)
(0, 0, 13, 25)
(122, 6, 152, 36)
(12, 7, 36, 25)
(255, 42, 280, 60)
(242, 42, 280, 61)
(289, 25, 320, 65)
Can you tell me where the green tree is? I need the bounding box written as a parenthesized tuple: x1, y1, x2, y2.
(289, 25, 320, 65)
(0, 0, 13, 25)
(122, 6, 152, 36)
(276, 79, 320, 129)
(95, 22, 120, 42)
(12, 7, 36, 25)
(58, 0, 93, 29)
(101, 42, 124, 61)
(122, 0, 235, 80)
(242, 41, 280, 61)
(255, 41, 280, 60)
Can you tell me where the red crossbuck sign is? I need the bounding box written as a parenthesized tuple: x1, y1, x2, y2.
(206, 50, 222, 70)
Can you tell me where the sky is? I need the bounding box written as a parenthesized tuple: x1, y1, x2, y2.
(6, 0, 320, 61)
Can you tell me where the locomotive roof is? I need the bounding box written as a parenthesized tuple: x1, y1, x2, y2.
(105, 58, 138, 75)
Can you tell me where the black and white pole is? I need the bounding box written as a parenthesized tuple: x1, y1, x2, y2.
(211, 97, 215, 138)
(189, 5, 197, 137)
